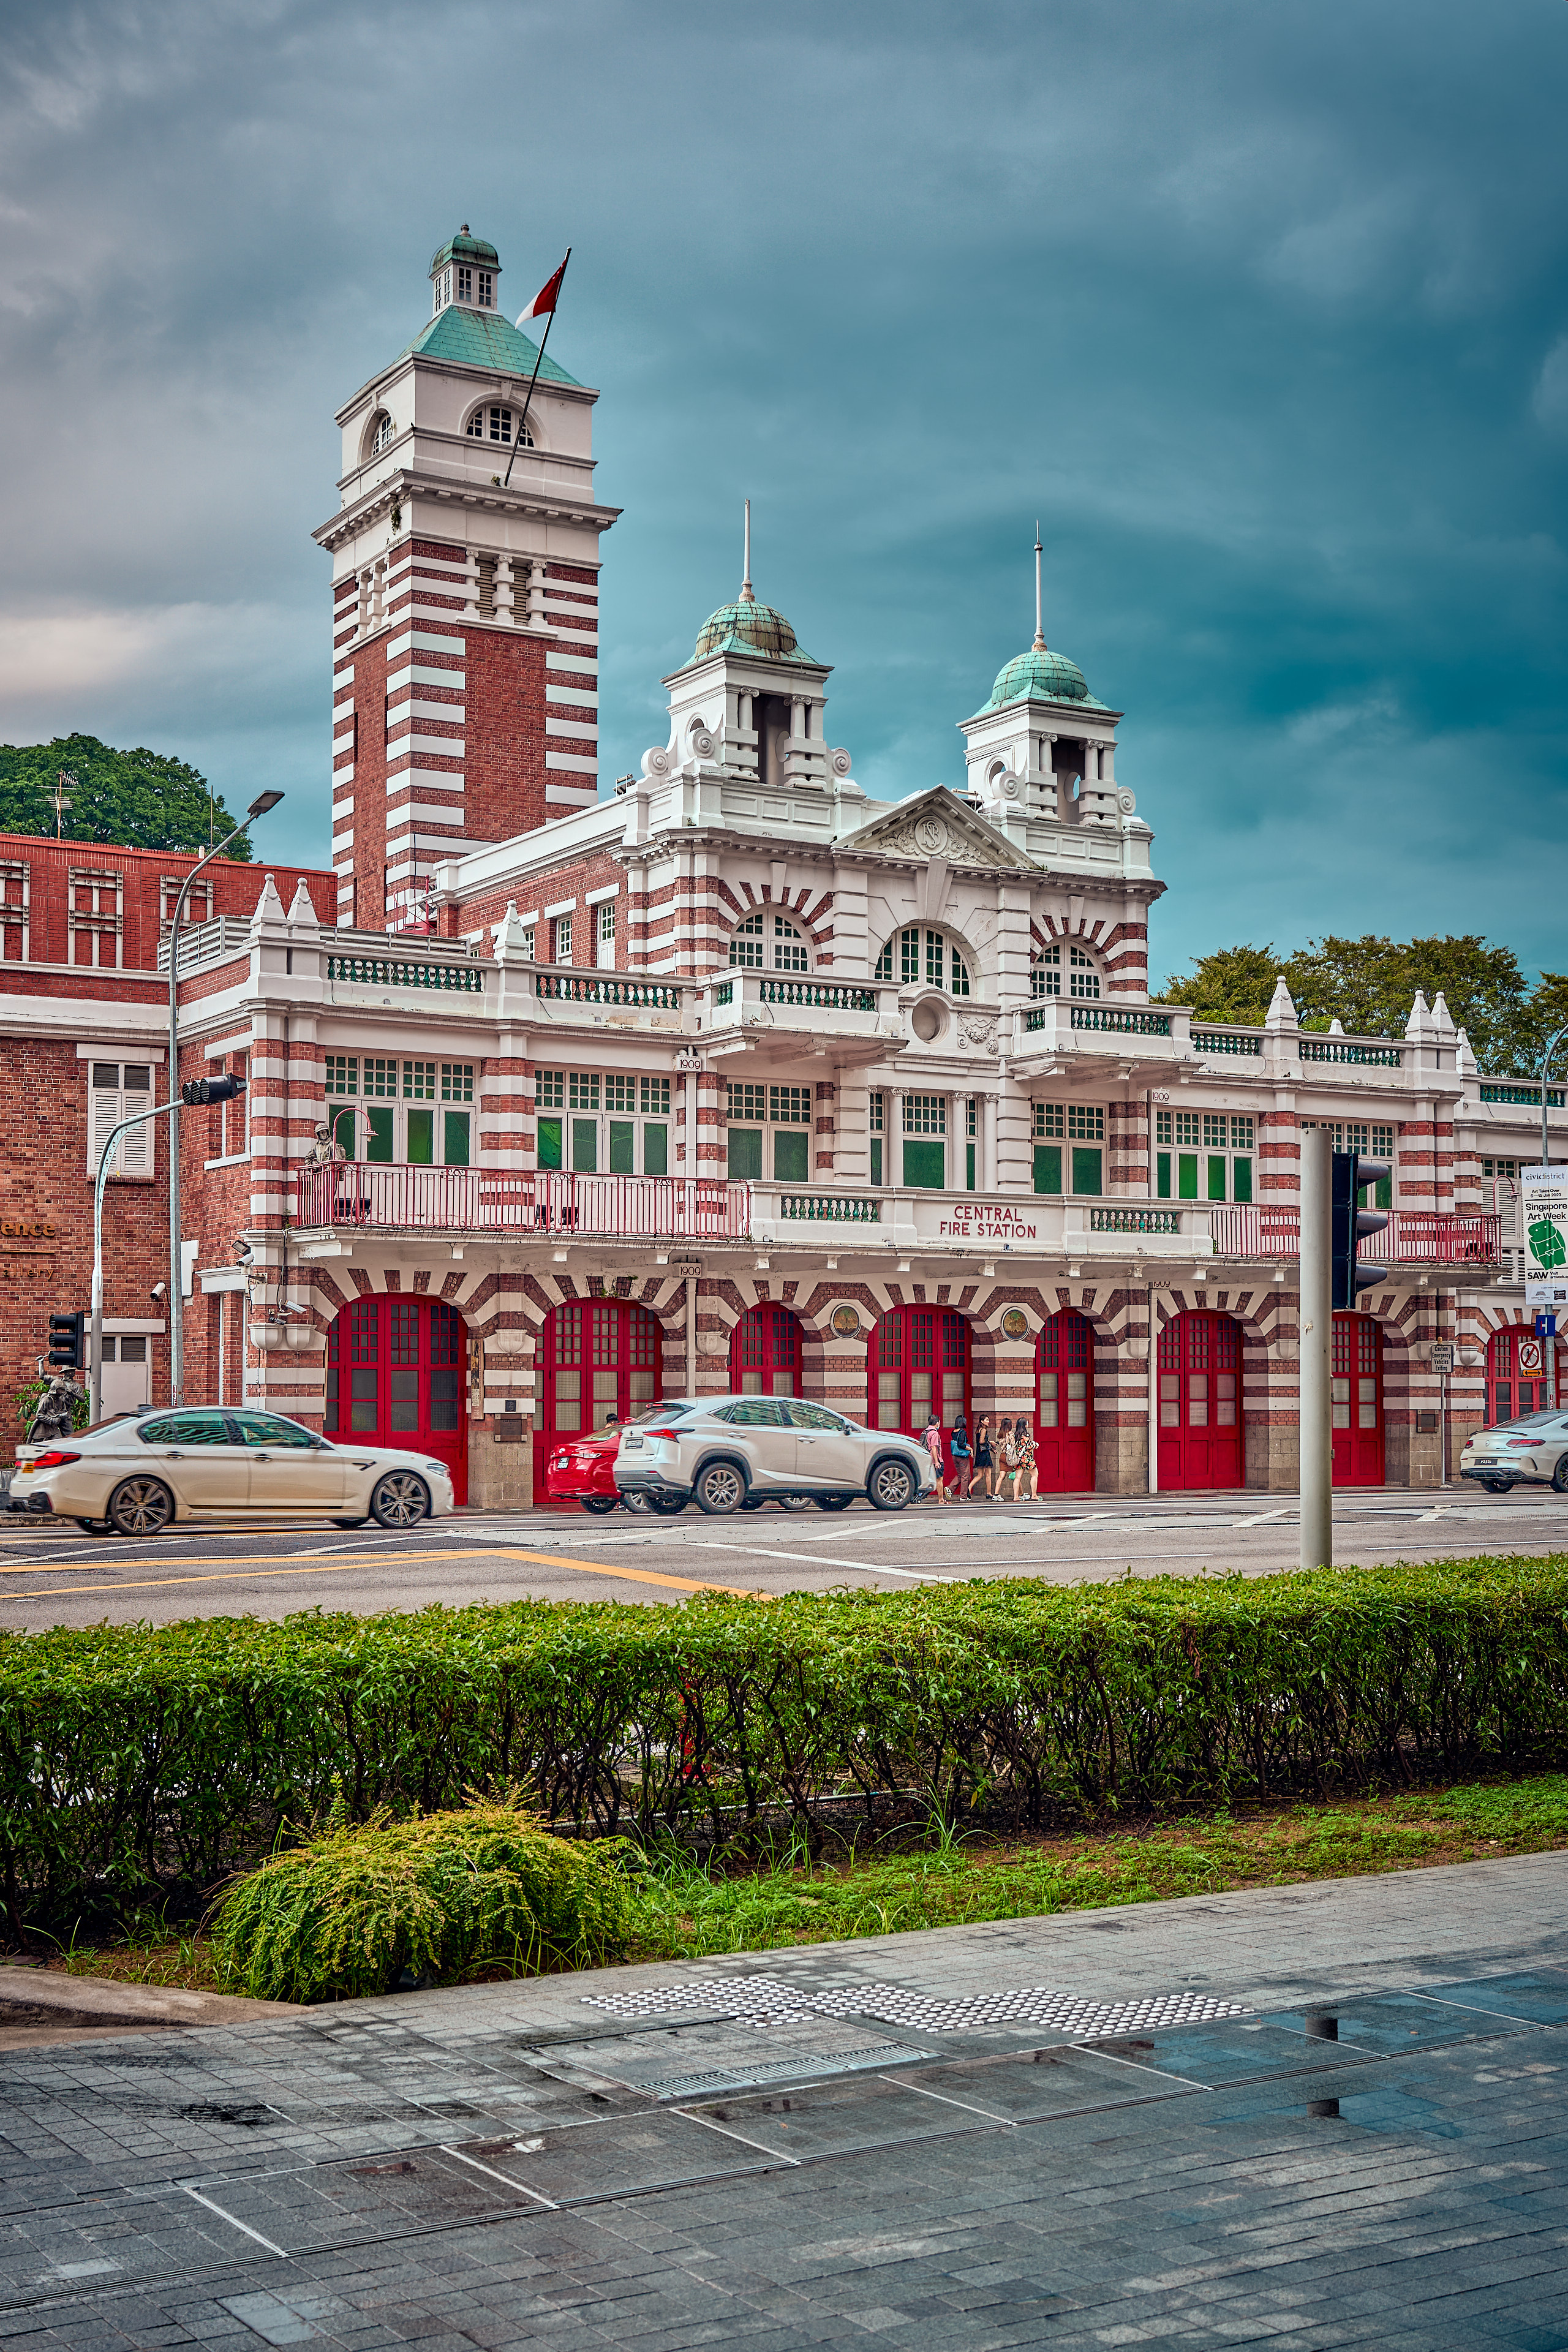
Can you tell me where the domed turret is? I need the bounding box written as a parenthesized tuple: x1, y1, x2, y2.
(986, 645, 1092, 709)
(693, 591, 813, 665)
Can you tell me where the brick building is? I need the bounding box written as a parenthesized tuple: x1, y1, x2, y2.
(7, 224, 1562, 1498)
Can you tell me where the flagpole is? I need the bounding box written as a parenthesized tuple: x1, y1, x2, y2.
(502, 247, 571, 491)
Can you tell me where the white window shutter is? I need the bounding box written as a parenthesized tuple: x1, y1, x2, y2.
(119, 1084, 153, 1175)
(90, 1086, 122, 1177)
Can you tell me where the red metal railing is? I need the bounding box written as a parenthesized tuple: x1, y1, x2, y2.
(1209, 1207, 1500, 1264)
(295, 1163, 751, 1240)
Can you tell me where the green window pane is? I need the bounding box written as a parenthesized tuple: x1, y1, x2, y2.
(570, 1117, 597, 1173)
(1207, 1154, 1227, 1201)
(728, 1127, 763, 1180)
(643, 1121, 668, 1176)
(1156, 1152, 1171, 1200)
(1374, 1175, 1392, 1210)
(870, 1136, 883, 1187)
(1033, 1144, 1062, 1196)
(966, 1140, 976, 1191)
(1232, 1155, 1253, 1204)
(406, 1107, 434, 1166)
(365, 1105, 394, 1164)
(1177, 1152, 1199, 1200)
(1071, 1145, 1102, 1196)
(331, 1106, 357, 1158)
(537, 1116, 562, 1171)
(902, 1138, 944, 1189)
(443, 1110, 470, 1167)
(774, 1128, 809, 1183)
(609, 1119, 635, 1174)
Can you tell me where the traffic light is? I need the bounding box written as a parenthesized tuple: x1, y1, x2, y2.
(181, 1073, 247, 1107)
(1331, 1152, 1390, 1310)
(47, 1310, 85, 1370)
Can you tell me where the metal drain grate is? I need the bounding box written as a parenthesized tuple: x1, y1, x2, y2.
(583, 1974, 1253, 2036)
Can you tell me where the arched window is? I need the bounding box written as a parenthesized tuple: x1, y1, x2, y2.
(1031, 940, 1100, 1000)
(873, 925, 970, 996)
(729, 911, 808, 972)
(466, 405, 534, 447)
(364, 411, 395, 459)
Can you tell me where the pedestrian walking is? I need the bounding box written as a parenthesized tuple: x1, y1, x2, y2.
(1015, 1415, 1038, 1500)
(921, 1409, 949, 1502)
(949, 1412, 973, 1496)
(971, 1415, 994, 1498)
(995, 1417, 1020, 1499)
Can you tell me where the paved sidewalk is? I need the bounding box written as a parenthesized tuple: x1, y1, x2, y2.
(2, 1856, 1566, 2348)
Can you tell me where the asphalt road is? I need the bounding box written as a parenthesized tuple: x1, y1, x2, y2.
(1, 1482, 1564, 1630)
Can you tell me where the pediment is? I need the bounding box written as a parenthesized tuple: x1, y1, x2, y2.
(838, 788, 1036, 872)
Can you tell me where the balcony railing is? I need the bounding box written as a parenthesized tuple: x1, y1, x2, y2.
(295, 1163, 749, 1238)
(1193, 1027, 1264, 1057)
(327, 951, 483, 993)
(1298, 1037, 1402, 1068)
(1209, 1207, 1500, 1264)
(760, 978, 878, 1011)
(534, 970, 683, 1010)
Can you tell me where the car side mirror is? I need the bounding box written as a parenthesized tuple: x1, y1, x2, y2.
(308, 1436, 325, 1449)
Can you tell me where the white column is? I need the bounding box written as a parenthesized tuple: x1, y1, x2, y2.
(889, 1088, 905, 1190)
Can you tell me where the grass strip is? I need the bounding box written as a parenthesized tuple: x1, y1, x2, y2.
(42, 1771, 1568, 1996)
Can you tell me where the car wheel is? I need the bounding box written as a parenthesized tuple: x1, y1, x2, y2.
(580, 1496, 619, 1515)
(74, 1518, 113, 1536)
(647, 1491, 687, 1516)
(777, 1494, 812, 1511)
(620, 1490, 652, 1514)
(369, 1471, 431, 1529)
(869, 1458, 918, 1512)
(107, 1477, 175, 1539)
(331, 1517, 369, 1529)
(813, 1493, 852, 1511)
(1480, 1478, 1512, 1494)
(694, 1461, 745, 1515)
(740, 1496, 765, 1512)
(1553, 1458, 1568, 1495)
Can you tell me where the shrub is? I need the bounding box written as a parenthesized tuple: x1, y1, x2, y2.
(4, 1559, 1568, 1934)
(209, 1795, 634, 2002)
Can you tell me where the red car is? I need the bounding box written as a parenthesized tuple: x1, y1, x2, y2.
(543, 1428, 684, 1515)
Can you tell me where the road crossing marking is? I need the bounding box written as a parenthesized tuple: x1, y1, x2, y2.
(0, 1546, 763, 1604)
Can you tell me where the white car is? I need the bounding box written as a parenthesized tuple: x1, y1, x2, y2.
(612, 1395, 936, 1515)
(7, 1406, 455, 1536)
(1459, 1411, 1568, 1495)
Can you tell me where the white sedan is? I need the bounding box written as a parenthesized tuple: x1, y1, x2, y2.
(7, 1406, 454, 1536)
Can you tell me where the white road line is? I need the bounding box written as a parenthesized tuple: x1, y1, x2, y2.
(1233, 1507, 1291, 1527)
(181, 2184, 289, 2257)
(1417, 1504, 1453, 1523)
(436, 2143, 557, 2208)
(691, 1541, 961, 1583)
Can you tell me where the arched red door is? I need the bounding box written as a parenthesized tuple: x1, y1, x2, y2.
(730, 1305, 801, 1395)
(1157, 1310, 1243, 1489)
(867, 1306, 971, 1437)
(1486, 1327, 1561, 1422)
(1332, 1313, 1384, 1486)
(325, 1296, 468, 1502)
(1036, 1310, 1095, 1490)
(536, 1300, 662, 1491)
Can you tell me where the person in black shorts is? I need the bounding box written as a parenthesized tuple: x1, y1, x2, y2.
(970, 1415, 994, 1498)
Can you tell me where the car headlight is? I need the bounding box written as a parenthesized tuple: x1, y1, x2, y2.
(426, 1462, 448, 1477)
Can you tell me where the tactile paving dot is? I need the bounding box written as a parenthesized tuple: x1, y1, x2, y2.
(582, 1974, 1253, 2036)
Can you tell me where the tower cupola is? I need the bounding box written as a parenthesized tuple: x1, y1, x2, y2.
(429, 226, 501, 317)
(959, 529, 1123, 828)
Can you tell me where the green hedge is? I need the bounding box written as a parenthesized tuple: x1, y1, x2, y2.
(4, 1559, 1567, 1932)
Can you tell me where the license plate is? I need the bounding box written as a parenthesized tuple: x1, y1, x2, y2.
(624, 1435, 643, 1450)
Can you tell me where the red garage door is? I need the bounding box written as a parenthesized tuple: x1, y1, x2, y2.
(1486, 1327, 1562, 1422)
(730, 1305, 802, 1396)
(1332, 1313, 1384, 1487)
(325, 1297, 469, 1502)
(868, 1306, 971, 1438)
(1157, 1311, 1243, 1490)
(536, 1301, 662, 1494)
(1036, 1310, 1095, 1491)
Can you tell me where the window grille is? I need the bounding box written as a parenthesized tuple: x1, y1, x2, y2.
(597, 903, 616, 945)
(967, 1098, 978, 1137)
(903, 1094, 946, 1135)
(870, 1091, 884, 1133)
(1033, 1102, 1065, 1137)
(1231, 1115, 1255, 1148)
(1032, 943, 1061, 998)
(476, 270, 493, 307)
(770, 1086, 812, 1124)
(605, 1073, 636, 1113)
(640, 1076, 670, 1116)
(519, 927, 535, 961)
(1155, 1108, 1172, 1145)
(442, 1063, 474, 1102)
(326, 1055, 358, 1097)
(727, 1082, 765, 1123)
(773, 916, 807, 971)
(456, 265, 473, 302)
(729, 910, 764, 968)
(403, 1060, 436, 1100)
(363, 1057, 397, 1099)
(535, 1069, 565, 1107)
(467, 405, 529, 445)
(1069, 944, 1101, 1000)
(1067, 1104, 1104, 1140)
(552, 913, 573, 963)
(371, 413, 394, 455)
(568, 1071, 599, 1109)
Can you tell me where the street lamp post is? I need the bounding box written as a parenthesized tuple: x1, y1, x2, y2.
(1540, 1022, 1568, 1414)
(166, 791, 282, 1408)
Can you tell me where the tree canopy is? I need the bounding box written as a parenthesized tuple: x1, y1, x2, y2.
(0, 734, 253, 859)
(1155, 933, 1568, 1080)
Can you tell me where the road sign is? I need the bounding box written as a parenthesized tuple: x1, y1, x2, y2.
(1526, 1279, 1568, 1308)
(1430, 1342, 1453, 1374)
(1522, 1165, 1568, 1285)
(1536, 1313, 1558, 1340)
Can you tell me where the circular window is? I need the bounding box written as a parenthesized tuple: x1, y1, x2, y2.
(910, 998, 947, 1044)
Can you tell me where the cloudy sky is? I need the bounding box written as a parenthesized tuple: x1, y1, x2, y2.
(2, 0, 1566, 986)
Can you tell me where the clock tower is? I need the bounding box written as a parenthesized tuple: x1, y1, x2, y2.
(314, 228, 620, 930)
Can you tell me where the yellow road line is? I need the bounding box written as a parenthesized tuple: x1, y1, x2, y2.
(0, 1547, 762, 1604)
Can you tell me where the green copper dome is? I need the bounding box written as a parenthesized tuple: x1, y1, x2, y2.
(692, 590, 817, 666)
(430, 227, 499, 272)
(986, 644, 1098, 708)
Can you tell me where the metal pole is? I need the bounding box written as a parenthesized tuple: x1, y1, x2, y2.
(94, 1101, 184, 1424)
(1147, 1283, 1159, 1494)
(1299, 1126, 1333, 1572)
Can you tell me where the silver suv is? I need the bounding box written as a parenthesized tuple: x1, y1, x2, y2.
(613, 1396, 934, 1515)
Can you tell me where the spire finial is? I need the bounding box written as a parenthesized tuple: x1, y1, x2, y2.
(1032, 521, 1047, 652)
(741, 498, 753, 603)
